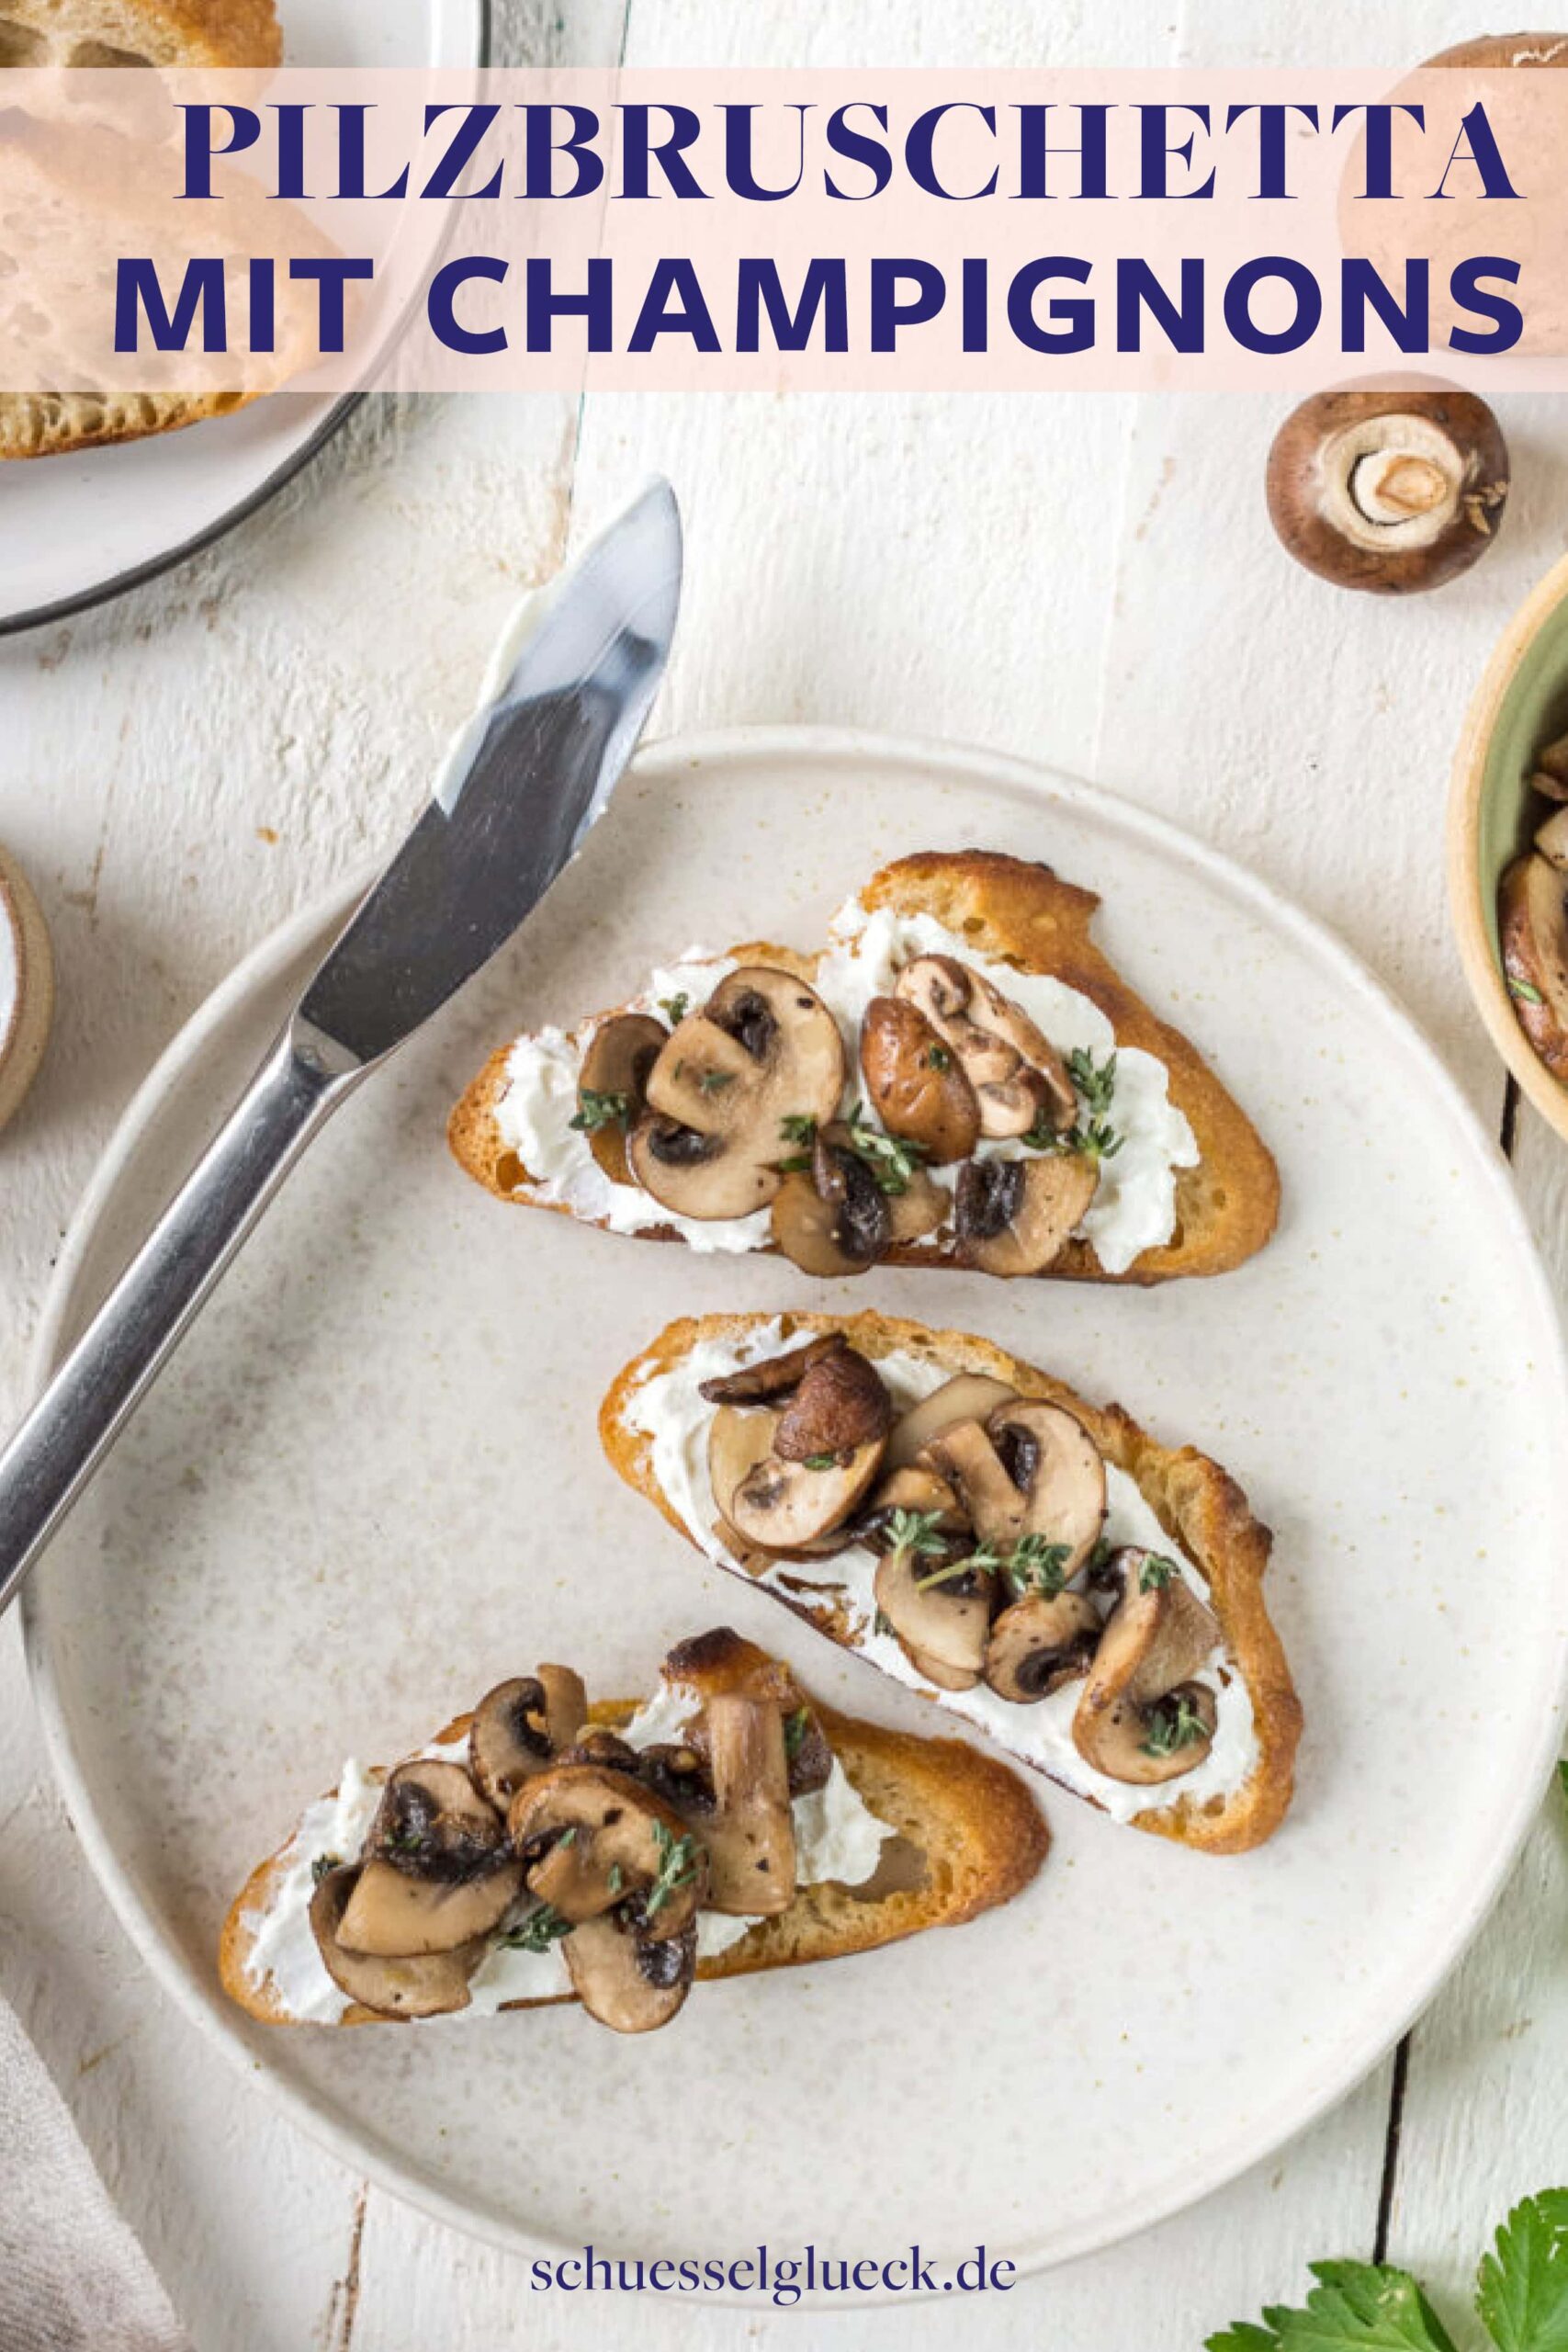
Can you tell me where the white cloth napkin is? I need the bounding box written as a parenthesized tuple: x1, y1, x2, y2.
(0, 1989, 192, 2352)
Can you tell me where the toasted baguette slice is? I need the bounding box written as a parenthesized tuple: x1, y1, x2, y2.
(220, 1637, 1049, 2028)
(0, 0, 280, 67)
(601, 1314, 1303, 1856)
(451, 851, 1280, 1286)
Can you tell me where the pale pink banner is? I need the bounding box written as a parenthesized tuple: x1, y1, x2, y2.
(0, 65, 1563, 397)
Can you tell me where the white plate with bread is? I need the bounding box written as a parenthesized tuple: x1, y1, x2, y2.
(0, 0, 487, 634)
(23, 729, 1568, 2289)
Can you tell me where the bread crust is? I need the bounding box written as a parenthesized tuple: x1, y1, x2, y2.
(220, 1687, 1049, 2028)
(449, 851, 1280, 1286)
(0, 0, 281, 69)
(600, 1311, 1302, 1856)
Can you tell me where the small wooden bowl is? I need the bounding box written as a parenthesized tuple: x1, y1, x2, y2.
(0, 843, 54, 1134)
(1449, 547, 1568, 1144)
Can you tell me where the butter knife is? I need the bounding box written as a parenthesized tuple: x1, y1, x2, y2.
(0, 478, 682, 1615)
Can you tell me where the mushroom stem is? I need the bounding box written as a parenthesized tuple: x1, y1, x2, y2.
(702, 1692, 796, 1915)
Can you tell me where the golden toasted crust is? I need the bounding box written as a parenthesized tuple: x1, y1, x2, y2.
(220, 1684, 1048, 2027)
(448, 851, 1280, 1286)
(0, 0, 281, 68)
(600, 1311, 1302, 1856)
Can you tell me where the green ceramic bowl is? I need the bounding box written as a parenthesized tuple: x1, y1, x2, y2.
(1449, 548, 1568, 1139)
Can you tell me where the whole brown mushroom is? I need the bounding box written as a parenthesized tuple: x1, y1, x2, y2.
(1266, 385, 1508, 594)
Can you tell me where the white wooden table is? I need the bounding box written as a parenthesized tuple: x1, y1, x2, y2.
(2, 4, 1565, 2345)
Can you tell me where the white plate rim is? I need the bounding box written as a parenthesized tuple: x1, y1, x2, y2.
(0, 0, 491, 640)
(22, 722, 1568, 2295)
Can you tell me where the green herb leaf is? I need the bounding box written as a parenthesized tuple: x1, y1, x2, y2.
(658, 993, 689, 1026)
(557, 1826, 578, 1849)
(498, 1904, 573, 1955)
(1024, 1046, 1124, 1159)
(607, 1862, 624, 1897)
(784, 1705, 810, 1759)
(310, 1852, 341, 1886)
(1005, 1534, 1072, 1599)
(1141, 1690, 1212, 1758)
(570, 1088, 632, 1135)
(1139, 1554, 1181, 1592)
(1477, 2191, 1568, 2352)
(873, 1609, 894, 1638)
(384, 1826, 428, 1856)
(803, 1453, 841, 1472)
(1510, 978, 1547, 1007)
(1069, 1046, 1119, 1120)
(886, 1508, 951, 1565)
(779, 1114, 818, 1147)
(646, 1819, 702, 1920)
(926, 1044, 953, 1070)
(697, 1069, 736, 1095)
(843, 1104, 927, 1196)
(1206, 2260, 1460, 2352)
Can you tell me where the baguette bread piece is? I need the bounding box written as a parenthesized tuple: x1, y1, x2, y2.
(601, 1313, 1303, 1856)
(221, 1629, 1049, 2030)
(0, 0, 285, 459)
(451, 851, 1280, 1286)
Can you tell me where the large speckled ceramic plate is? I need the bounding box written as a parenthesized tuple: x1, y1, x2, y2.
(23, 729, 1568, 2295)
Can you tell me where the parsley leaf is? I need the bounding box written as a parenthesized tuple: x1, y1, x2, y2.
(1206, 2260, 1460, 2352)
(570, 1089, 631, 1135)
(1477, 2191, 1568, 2352)
(498, 1904, 572, 1954)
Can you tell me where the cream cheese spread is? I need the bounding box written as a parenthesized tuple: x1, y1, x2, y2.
(623, 1321, 1259, 1826)
(242, 1680, 894, 2025)
(492, 898, 1199, 1278)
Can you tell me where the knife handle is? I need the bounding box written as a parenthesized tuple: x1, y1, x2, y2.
(0, 1029, 353, 1619)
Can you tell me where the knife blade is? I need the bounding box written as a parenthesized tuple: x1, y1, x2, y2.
(0, 478, 682, 1615)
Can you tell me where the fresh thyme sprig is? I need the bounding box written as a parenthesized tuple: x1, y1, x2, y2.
(784, 1705, 810, 1759)
(843, 1103, 927, 1195)
(1003, 1534, 1074, 1599)
(310, 1852, 342, 1885)
(886, 1508, 951, 1566)
(570, 1088, 631, 1135)
(1141, 1691, 1211, 1758)
(645, 1820, 702, 1920)
(1138, 1554, 1180, 1592)
(497, 1903, 572, 1953)
(658, 992, 689, 1025)
(1023, 1047, 1123, 1160)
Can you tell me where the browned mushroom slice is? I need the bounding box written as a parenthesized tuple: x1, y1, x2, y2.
(562, 1912, 697, 2034)
(335, 1854, 524, 1957)
(1072, 1550, 1221, 1786)
(1501, 852, 1568, 1082)
(576, 1013, 668, 1185)
(698, 1333, 847, 1407)
(984, 1592, 1102, 1703)
(728, 1434, 886, 1554)
(310, 1866, 485, 2015)
(1266, 387, 1509, 594)
(885, 1165, 951, 1246)
(508, 1764, 705, 1935)
(1537, 808, 1568, 871)
(859, 994, 982, 1164)
(873, 1541, 993, 1691)
(884, 1374, 1021, 1470)
(698, 1691, 795, 1915)
(927, 1401, 1105, 1572)
(470, 1667, 589, 1810)
(774, 1345, 892, 1461)
(897, 956, 1076, 1137)
(771, 1124, 896, 1276)
(862, 1461, 965, 1526)
(954, 1154, 1100, 1277)
(365, 1760, 507, 1880)
(628, 967, 845, 1220)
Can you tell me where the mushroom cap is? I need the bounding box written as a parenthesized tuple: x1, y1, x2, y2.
(508, 1763, 705, 1936)
(697, 1332, 847, 1408)
(954, 1153, 1100, 1277)
(896, 956, 1075, 1137)
(927, 1400, 1106, 1569)
(1501, 851, 1568, 1081)
(469, 1667, 589, 1811)
(563, 1912, 697, 2034)
(1266, 386, 1509, 594)
(726, 1430, 886, 1554)
(1535, 807, 1568, 871)
(984, 1591, 1102, 1703)
(310, 1865, 484, 2017)
(629, 967, 845, 1220)
(873, 1543, 991, 1689)
(334, 1853, 524, 1957)
(365, 1759, 506, 1883)
(884, 1373, 1021, 1470)
(774, 1344, 892, 1460)
(1072, 1552, 1221, 1786)
(859, 993, 982, 1163)
(577, 1012, 667, 1184)
(769, 1166, 880, 1276)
